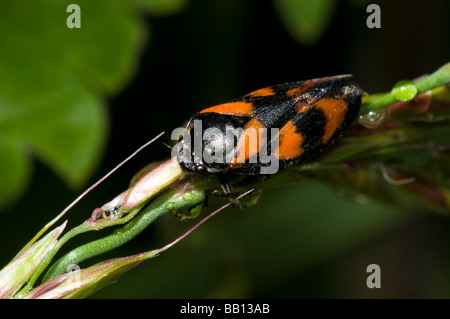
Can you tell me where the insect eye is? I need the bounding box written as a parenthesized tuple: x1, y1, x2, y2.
(195, 163, 207, 174)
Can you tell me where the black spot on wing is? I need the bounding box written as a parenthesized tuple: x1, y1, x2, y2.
(293, 107, 326, 156)
(235, 83, 302, 129)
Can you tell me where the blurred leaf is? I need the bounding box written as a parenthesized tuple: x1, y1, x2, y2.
(133, 0, 188, 15)
(274, 0, 336, 45)
(0, 0, 186, 209)
(0, 139, 30, 208)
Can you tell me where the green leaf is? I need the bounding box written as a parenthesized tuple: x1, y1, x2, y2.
(0, 139, 30, 208)
(133, 0, 188, 15)
(0, 87, 108, 189)
(0, 0, 184, 208)
(274, 0, 336, 46)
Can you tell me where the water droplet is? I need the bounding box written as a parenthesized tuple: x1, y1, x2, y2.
(391, 80, 418, 101)
(165, 203, 175, 210)
(359, 109, 387, 128)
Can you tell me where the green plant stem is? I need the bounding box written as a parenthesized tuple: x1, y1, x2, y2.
(415, 63, 450, 92)
(360, 62, 450, 114)
(42, 187, 205, 282)
(15, 205, 144, 298)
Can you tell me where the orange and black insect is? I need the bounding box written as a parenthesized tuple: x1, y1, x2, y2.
(176, 75, 362, 179)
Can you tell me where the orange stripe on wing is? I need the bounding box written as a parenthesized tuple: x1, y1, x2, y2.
(315, 98, 348, 144)
(199, 101, 254, 116)
(246, 87, 275, 98)
(286, 86, 304, 98)
(231, 118, 266, 168)
(275, 120, 304, 160)
(286, 78, 322, 98)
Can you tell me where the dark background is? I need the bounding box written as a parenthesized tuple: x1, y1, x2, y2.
(1, 0, 450, 298)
